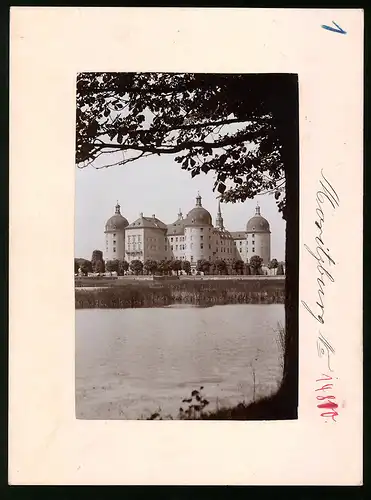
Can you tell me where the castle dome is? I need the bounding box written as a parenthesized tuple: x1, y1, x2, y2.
(184, 193, 212, 226)
(246, 203, 270, 233)
(105, 202, 129, 232)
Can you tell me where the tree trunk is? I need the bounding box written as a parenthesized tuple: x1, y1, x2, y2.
(279, 76, 299, 418)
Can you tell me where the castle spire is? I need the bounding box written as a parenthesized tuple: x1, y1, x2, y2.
(178, 208, 183, 220)
(196, 192, 202, 207)
(115, 201, 121, 214)
(255, 201, 261, 216)
(216, 199, 224, 230)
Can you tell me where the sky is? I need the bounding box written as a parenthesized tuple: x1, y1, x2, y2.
(75, 152, 286, 261)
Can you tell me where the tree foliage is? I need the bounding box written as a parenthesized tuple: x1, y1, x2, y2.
(144, 259, 158, 275)
(268, 258, 278, 269)
(213, 259, 228, 275)
(105, 259, 119, 273)
(232, 258, 244, 275)
(91, 249, 103, 262)
(196, 259, 211, 274)
(75, 258, 92, 275)
(75, 72, 294, 216)
(157, 259, 171, 276)
(249, 255, 263, 274)
(130, 259, 143, 275)
(182, 260, 191, 275)
(170, 259, 182, 275)
(91, 249, 105, 273)
(276, 262, 285, 275)
(118, 259, 129, 275)
(94, 260, 105, 274)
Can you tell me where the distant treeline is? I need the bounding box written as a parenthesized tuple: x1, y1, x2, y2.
(75, 251, 285, 277)
(75, 278, 285, 309)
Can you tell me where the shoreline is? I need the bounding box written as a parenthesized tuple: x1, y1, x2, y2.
(75, 277, 285, 309)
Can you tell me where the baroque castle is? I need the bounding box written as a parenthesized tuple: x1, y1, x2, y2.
(104, 194, 271, 268)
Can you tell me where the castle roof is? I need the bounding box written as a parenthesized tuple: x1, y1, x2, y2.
(246, 203, 270, 233)
(166, 210, 185, 235)
(127, 214, 167, 230)
(183, 193, 212, 227)
(105, 202, 129, 232)
(230, 231, 246, 240)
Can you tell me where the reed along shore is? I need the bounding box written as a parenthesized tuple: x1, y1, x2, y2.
(75, 278, 285, 309)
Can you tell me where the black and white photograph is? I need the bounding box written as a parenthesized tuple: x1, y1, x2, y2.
(9, 7, 363, 486)
(75, 72, 299, 421)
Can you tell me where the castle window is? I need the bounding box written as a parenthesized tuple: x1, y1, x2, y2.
(252, 234, 255, 237)
(171, 237, 173, 242)
(176, 245, 178, 250)
(113, 240, 116, 244)
(171, 245, 173, 250)
(252, 240, 255, 245)
(165, 246, 168, 251)
(209, 244, 211, 249)
(200, 244, 204, 249)
(200, 235, 203, 241)
(200, 227, 203, 231)
(252, 247, 255, 252)
(176, 237, 178, 242)
(113, 233, 116, 237)
(191, 256, 194, 262)
(113, 247, 116, 253)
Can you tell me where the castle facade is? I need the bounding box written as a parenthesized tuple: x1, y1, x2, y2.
(104, 194, 271, 268)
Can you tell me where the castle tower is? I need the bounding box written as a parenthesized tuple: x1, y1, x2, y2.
(184, 193, 213, 267)
(104, 201, 129, 261)
(215, 199, 224, 230)
(245, 202, 271, 264)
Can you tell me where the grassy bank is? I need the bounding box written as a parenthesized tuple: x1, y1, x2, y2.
(75, 278, 285, 309)
(145, 384, 292, 421)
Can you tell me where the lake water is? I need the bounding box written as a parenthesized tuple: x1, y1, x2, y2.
(76, 304, 285, 419)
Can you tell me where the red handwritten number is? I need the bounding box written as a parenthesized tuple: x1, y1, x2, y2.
(320, 411, 338, 422)
(316, 374, 333, 382)
(316, 395, 336, 401)
(316, 383, 333, 392)
(315, 374, 338, 422)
